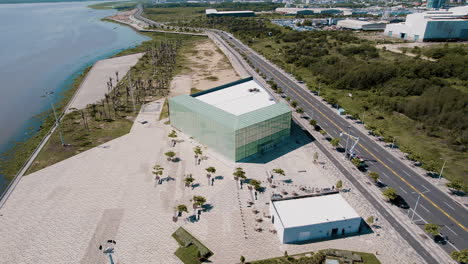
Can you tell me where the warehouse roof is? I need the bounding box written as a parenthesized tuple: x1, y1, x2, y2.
(271, 194, 360, 228)
(195, 79, 276, 116)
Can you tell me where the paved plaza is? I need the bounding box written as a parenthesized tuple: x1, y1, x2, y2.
(0, 98, 424, 263)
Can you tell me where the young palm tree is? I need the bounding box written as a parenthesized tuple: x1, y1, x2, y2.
(165, 151, 176, 161)
(272, 168, 285, 176)
(206, 166, 216, 185)
(176, 204, 188, 217)
(184, 177, 195, 188)
(193, 195, 207, 207)
(193, 146, 202, 165)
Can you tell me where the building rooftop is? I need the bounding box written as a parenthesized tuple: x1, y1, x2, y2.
(272, 194, 361, 228)
(205, 9, 254, 15)
(195, 79, 276, 116)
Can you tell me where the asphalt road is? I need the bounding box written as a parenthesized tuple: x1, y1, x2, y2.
(135, 7, 467, 260)
(213, 30, 468, 256)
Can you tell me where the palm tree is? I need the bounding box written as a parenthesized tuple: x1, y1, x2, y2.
(176, 204, 188, 217)
(165, 151, 176, 161)
(272, 168, 285, 177)
(153, 164, 164, 182)
(193, 146, 202, 163)
(369, 171, 380, 183)
(193, 195, 206, 207)
(206, 166, 216, 185)
(184, 177, 195, 188)
(330, 138, 340, 148)
(309, 119, 317, 127)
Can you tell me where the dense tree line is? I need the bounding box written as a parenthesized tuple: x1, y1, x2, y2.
(145, 2, 283, 12)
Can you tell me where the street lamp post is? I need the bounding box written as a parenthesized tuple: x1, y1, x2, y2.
(437, 158, 447, 184)
(99, 240, 117, 264)
(391, 137, 397, 149)
(345, 126, 351, 159)
(411, 190, 429, 223)
(42, 91, 65, 146)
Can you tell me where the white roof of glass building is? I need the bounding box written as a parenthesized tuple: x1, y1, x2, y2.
(196, 79, 276, 116)
(272, 194, 361, 228)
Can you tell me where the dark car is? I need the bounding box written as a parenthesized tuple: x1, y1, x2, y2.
(434, 235, 447, 245)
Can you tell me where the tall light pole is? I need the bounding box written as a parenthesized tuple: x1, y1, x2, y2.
(391, 136, 397, 149)
(411, 190, 429, 223)
(345, 125, 351, 159)
(437, 158, 447, 184)
(42, 91, 65, 146)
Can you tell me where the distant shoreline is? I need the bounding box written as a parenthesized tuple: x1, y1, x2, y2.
(0, 10, 146, 195)
(0, 0, 100, 4)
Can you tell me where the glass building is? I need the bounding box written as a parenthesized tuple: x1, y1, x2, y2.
(169, 77, 291, 161)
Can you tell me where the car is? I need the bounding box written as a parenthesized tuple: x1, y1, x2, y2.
(298, 81, 304, 84)
(434, 235, 447, 245)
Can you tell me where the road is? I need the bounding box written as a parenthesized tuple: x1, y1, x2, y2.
(214, 30, 468, 256)
(135, 7, 467, 261)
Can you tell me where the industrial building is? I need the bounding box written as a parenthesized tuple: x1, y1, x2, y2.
(270, 193, 362, 244)
(384, 6, 468, 41)
(205, 9, 255, 17)
(169, 77, 291, 162)
(337, 19, 388, 31)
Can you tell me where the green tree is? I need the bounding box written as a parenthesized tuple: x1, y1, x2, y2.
(240, 255, 246, 264)
(194, 146, 202, 157)
(319, 129, 326, 135)
(366, 216, 374, 225)
(330, 137, 340, 147)
(165, 151, 176, 160)
(309, 119, 317, 127)
(184, 177, 195, 187)
(152, 164, 164, 178)
(291, 101, 298, 108)
(451, 249, 468, 263)
(369, 171, 380, 183)
(424, 223, 440, 236)
(447, 179, 468, 193)
(273, 168, 285, 176)
(296, 107, 304, 114)
(249, 179, 262, 191)
(336, 180, 342, 189)
(193, 195, 207, 207)
(176, 204, 188, 216)
(168, 130, 177, 139)
(206, 166, 216, 175)
(383, 188, 398, 201)
(233, 167, 246, 181)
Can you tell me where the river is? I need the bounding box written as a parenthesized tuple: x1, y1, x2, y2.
(0, 1, 149, 193)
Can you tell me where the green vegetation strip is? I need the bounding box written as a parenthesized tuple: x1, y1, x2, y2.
(250, 249, 380, 264)
(172, 227, 213, 264)
(173, 14, 467, 189)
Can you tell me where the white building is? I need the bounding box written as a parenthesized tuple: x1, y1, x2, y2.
(337, 19, 388, 30)
(270, 193, 362, 244)
(384, 6, 468, 41)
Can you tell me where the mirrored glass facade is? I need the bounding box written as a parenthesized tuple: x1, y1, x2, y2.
(169, 93, 291, 162)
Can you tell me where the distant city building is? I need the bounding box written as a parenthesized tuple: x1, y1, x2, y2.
(275, 7, 347, 15)
(270, 193, 363, 244)
(337, 19, 388, 31)
(205, 9, 255, 17)
(384, 6, 468, 41)
(169, 77, 291, 162)
(427, 0, 446, 9)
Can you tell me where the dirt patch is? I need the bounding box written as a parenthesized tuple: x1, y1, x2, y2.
(185, 40, 239, 91)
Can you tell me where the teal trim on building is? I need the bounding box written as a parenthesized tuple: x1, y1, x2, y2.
(169, 79, 291, 161)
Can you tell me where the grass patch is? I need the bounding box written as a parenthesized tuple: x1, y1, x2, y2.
(88, 1, 136, 10)
(190, 88, 203, 94)
(159, 99, 169, 120)
(250, 249, 380, 264)
(20, 24, 206, 176)
(204, 76, 219, 81)
(172, 227, 213, 264)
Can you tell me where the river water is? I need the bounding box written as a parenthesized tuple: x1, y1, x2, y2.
(0, 1, 149, 192)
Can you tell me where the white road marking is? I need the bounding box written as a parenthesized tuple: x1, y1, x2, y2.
(381, 172, 389, 179)
(445, 226, 458, 236)
(420, 204, 430, 213)
(444, 202, 456, 211)
(421, 184, 430, 192)
(399, 187, 408, 194)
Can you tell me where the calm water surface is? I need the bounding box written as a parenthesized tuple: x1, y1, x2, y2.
(0, 1, 149, 192)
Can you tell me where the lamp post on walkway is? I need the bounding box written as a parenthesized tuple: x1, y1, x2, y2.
(437, 158, 447, 184)
(99, 240, 117, 264)
(42, 91, 65, 146)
